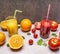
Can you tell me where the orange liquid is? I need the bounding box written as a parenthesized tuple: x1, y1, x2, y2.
(7, 19, 18, 36)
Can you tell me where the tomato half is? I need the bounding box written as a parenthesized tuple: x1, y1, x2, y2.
(51, 21, 58, 31)
(48, 38, 60, 50)
(34, 22, 41, 30)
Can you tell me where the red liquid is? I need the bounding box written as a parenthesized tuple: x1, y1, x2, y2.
(40, 20, 51, 39)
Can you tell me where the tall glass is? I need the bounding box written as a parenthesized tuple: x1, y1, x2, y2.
(6, 16, 18, 36)
(40, 19, 51, 39)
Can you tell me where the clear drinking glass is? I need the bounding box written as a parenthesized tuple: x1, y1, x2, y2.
(40, 18, 52, 39)
(6, 16, 18, 36)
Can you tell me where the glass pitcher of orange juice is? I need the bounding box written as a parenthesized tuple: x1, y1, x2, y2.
(6, 16, 18, 36)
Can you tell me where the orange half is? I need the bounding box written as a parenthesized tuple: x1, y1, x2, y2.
(9, 34, 24, 49)
(0, 20, 7, 31)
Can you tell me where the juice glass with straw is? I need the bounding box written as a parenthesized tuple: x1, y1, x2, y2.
(40, 4, 52, 39)
(6, 10, 22, 36)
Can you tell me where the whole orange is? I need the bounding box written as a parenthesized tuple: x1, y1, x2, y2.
(20, 19, 32, 32)
(0, 32, 6, 45)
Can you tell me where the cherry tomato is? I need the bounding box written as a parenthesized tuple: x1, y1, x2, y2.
(29, 39, 33, 45)
(33, 33, 38, 38)
(51, 21, 58, 31)
(32, 28, 36, 33)
(48, 38, 60, 50)
(34, 22, 41, 30)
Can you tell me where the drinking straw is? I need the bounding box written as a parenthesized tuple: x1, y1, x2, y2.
(13, 10, 22, 18)
(46, 4, 51, 20)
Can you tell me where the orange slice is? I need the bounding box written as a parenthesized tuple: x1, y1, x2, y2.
(0, 20, 7, 31)
(9, 34, 24, 49)
(0, 32, 6, 45)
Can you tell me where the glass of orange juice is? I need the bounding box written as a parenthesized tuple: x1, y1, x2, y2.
(6, 16, 18, 36)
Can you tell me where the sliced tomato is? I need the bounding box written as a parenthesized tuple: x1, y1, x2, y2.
(34, 22, 41, 30)
(48, 38, 60, 50)
(51, 21, 58, 31)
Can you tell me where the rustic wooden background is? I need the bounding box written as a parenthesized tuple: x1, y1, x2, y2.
(0, 0, 60, 24)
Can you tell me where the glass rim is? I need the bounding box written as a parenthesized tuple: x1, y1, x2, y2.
(5, 16, 16, 20)
(41, 16, 54, 21)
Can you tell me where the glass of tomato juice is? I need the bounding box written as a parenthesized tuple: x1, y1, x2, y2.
(40, 18, 52, 39)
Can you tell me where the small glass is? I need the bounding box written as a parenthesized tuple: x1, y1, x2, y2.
(6, 16, 18, 36)
(40, 18, 52, 39)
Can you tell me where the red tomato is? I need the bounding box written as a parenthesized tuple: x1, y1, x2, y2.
(51, 21, 58, 31)
(29, 39, 33, 45)
(58, 32, 60, 45)
(58, 32, 60, 41)
(33, 33, 38, 38)
(34, 22, 41, 30)
(48, 38, 60, 50)
(32, 28, 36, 33)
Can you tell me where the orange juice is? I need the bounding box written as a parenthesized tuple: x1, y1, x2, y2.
(6, 16, 18, 36)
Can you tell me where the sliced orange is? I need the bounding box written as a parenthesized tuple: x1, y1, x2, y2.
(0, 20, 7, 31)
(0, 32, 6, 45)
(9, 34, 24, 49)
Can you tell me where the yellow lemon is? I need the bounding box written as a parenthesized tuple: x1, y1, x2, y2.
(9, 34, 24, 49)
(20, 19, 32, 32)
(0, 32, 6, 45)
